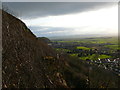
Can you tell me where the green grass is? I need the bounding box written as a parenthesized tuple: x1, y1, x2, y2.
(86, 37, 118, 44)
(79, 54, 111, 60)
(53, 41, 73, 43)
(55, 48, 71, 52)
(76, 46, 91, 50)
(104, 45, 120, 50)
(70, 54, 78, 57)
(79, 54, 97, 60)
(53, 37, 118, 44)
(98, 54, 111, 59)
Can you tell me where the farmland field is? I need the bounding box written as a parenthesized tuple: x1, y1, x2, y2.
(52, 37, 119, 58)
(52, 36, 120, 88)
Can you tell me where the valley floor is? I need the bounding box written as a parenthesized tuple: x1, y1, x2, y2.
(52, 37, 120, 88)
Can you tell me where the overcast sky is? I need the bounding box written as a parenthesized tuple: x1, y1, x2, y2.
(3, 2, 118, 37)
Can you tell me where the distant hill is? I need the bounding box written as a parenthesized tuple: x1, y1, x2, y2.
(49, 34, 117, 40)
(38, 37, 51, 44)
(2, 10, 68, 88)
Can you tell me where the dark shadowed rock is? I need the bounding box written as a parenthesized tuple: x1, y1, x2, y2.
(38, 37, 51, 44)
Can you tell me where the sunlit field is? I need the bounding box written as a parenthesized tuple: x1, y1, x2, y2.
(52, 36, 120, 88)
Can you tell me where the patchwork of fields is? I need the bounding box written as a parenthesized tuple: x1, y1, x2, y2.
(54, 37, 119, 61)
(52, 37, 120, 88)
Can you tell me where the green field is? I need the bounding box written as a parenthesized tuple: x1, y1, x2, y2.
(53, 37, 118, 44)
(70, 54, 78, 57)
(76, 46, 91, 50)
(78, 54, 111, 60)
(54, 36, 119, 61)
(55, 48, 71, 52)
(104, 45, 120, 50)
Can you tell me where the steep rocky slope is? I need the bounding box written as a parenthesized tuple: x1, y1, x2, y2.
(2, 10, 68, 88)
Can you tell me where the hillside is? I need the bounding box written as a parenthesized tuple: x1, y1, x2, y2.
(38, 37, 51, 44)
(2, 10, 68, 88)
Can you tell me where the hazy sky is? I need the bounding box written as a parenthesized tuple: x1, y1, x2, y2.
(3, 2, 118, 37)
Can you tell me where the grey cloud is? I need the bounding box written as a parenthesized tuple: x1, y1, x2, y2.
(3, 2, 116, 19)
(28, 26, 93, 37)
(29, 26, 75, 37)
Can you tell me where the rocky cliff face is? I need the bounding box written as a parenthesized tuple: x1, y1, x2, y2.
(2, 10, 68, 88)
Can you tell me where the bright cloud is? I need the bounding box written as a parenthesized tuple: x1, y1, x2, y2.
(22, 4, 118, 37)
